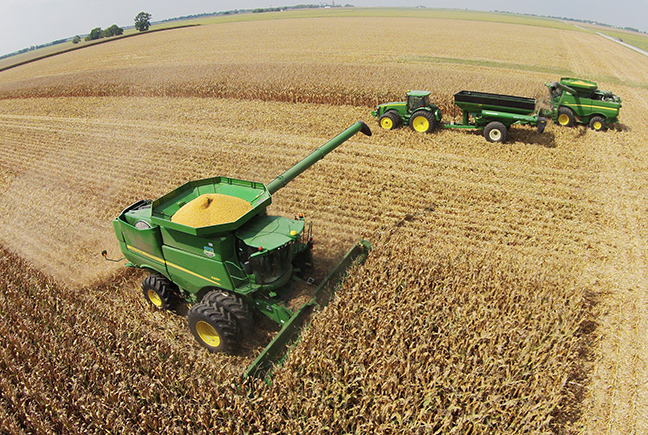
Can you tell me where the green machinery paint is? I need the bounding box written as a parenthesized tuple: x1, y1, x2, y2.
(110, 121, 372, 378)
(546, 77, 622, 131)
(372, 89, 546, 143)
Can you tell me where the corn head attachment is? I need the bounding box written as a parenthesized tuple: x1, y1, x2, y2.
(244, 239, 371, 381)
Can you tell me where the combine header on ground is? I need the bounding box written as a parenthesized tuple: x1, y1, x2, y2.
(108, 122, 372, 379)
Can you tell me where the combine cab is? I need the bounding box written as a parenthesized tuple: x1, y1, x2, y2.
(109, 122, 372, 378)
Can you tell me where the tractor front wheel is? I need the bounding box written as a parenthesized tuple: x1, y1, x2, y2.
(409, 110, 436, 133)
(589, 116, 606, 131)
(557, 107, 575, 127)
(141, 274, 177, 310)
(203, 290, 254, 336)
(187, 303, 239, 353)
(379, 111, 401, 130)
(484, 121, 508, 143)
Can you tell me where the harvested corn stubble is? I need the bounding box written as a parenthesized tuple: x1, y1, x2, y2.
(171, 193, 252, 227)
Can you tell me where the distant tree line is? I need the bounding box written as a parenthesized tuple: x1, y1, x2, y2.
(493, 10, 645, 34)
(2, 11, 153, 60)
(0, 39, 68, 60)
(160, 3, 355, 23)
(252, 4, 326, 13)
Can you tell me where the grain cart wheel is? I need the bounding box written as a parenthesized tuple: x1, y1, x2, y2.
(187, 303, 239, 353)
(484, 121, 507, 143)
(589, 116, 606, 131)
(203, 290, 254, 336)
(379, 111, 401, 130)
(409, 110, 436, 133)
(557, 107, 575, 127)
(141, 274, 177, 310)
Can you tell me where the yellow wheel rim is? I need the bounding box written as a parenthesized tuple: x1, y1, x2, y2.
(196, 321, 221, 348)
(558, 114, 570, 126)
(148, 289, 163, 307)
(380, 117, 393, 130)
(593, 121, 602, 130)
(412, 116, 429, 132)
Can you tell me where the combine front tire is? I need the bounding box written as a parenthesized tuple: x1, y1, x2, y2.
(484, 121, 507, 143)
(379, 111, 401, 130)
(409, 110, 436, 133)
(187, 303, 239, 353)
(141, 274, 177, 310)
(557, 107, 575, 127)
(589, 116, 606, 131)
(203, 290, 254, 336)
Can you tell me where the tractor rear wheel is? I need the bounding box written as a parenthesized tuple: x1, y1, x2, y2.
(589, 116, 606, 131)
(408, 110, 436, 133)
(141, 274, 177, 310)
(557, 107, 575, 127)
(203, 290, 254, 336)
(484, 121, 507, 143)
(379, 111, 401, 130)
(187, 303, 239, 353)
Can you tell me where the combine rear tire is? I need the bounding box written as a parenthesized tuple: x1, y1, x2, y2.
(484, 122, 507, 143)
(187, 303, 239, 353)
(379, 111, 401, 130)
(141, 274, 177, 310)
(557, 107, 575, 127)
(409, 110, 436, 133)
(589, 116, 606, 131)
(203, 290, 254, 336)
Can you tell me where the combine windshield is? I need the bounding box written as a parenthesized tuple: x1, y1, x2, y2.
(237, 240, 293, 285)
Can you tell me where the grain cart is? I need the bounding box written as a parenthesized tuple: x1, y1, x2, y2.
(546, 77, 622, 131)
(373, 90, 546, 143)
(108, 122, 372, 377)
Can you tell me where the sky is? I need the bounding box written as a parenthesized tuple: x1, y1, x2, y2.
(1, 0, 647, 57)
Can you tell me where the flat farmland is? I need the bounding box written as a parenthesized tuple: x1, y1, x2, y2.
(1, 9, 647, 434)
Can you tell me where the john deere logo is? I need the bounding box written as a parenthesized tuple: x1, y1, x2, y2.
(204, 246, 215, 257)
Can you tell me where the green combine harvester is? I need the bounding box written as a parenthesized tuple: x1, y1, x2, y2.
(108, 122, 372, 379)
(372, 89, 546, 143)
(546, 77, 622, 130)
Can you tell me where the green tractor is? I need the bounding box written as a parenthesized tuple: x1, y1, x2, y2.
(546, 77, 622, 131)
(108, 122, 372, 378)
(372, 90, 443, 133)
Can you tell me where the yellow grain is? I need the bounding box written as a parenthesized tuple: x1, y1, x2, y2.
(171, 193, 252, 227)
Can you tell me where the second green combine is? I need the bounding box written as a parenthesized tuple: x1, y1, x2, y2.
(108, 122, 372, 378)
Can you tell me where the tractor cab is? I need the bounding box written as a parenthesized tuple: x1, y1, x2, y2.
(407, 90, 432, 113)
